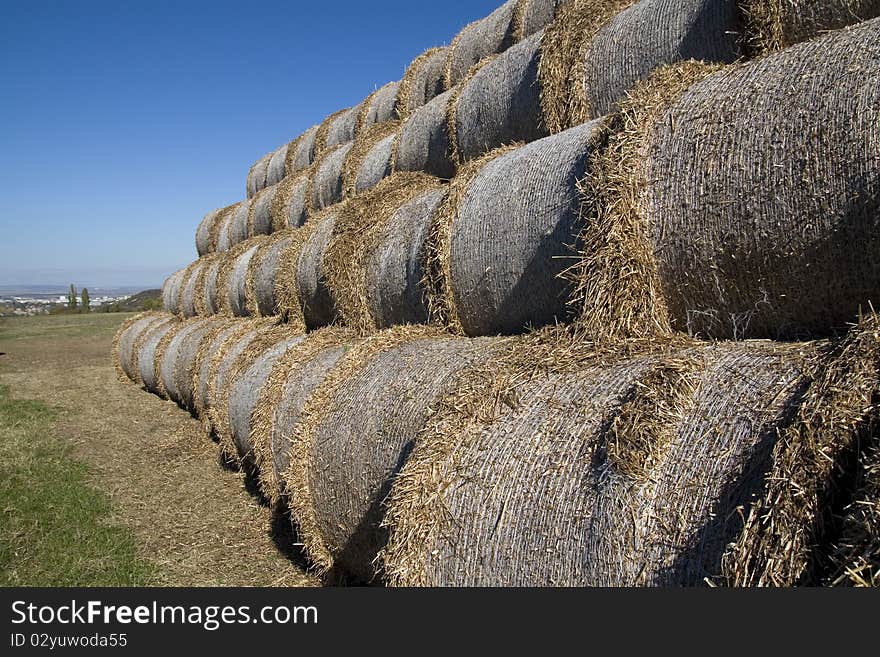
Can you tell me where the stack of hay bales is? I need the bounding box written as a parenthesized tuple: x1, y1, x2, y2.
(122, 3, 880, 587)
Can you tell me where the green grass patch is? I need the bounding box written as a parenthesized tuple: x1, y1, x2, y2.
(0, 312, 135, 343)
(0, 383, 154, 586)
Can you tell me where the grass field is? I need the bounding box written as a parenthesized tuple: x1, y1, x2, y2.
(0, 313, 315, 586)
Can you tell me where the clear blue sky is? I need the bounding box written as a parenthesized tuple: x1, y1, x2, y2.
(0, 0, 502, 289)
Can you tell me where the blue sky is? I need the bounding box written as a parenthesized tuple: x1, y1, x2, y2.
(0, 0, 502, 289)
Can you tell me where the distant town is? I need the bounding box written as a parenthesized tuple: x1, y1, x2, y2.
(0, 285, 161, 317)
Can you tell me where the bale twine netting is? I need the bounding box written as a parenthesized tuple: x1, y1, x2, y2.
(153, 316, 220, 403)
(162, 268, 187, 314)
(380, 318, 880, 586)
(193, 253, 224, 316)
(315, 105, 362, 156)
(276, 208, 342, 330)
(445, 0, 519, 88)
(428, 120, 603, 337)
(357, 82, 400, 133)
(450, 31, 546, 164)
(742, 0, 880, 53)
(324, 173, 446, 332)
(269, 171, 309, 231)
(395, 47, 449, 120)
(244, 230, 300, 319)
(202, 318, 279, 439)
(342, 121, 400, 197)
(217, 237, 268, 318)
(250, 327, 357, 506)
(216, 198, 252, 253)
(112, 312, 170, 383)
(247, 183, 285, 238)
(513, 0, 569, 39)
(246, 152, 272, 199)
(177, 260, 205, 318)
(265, 144, 289, 187)
(393, 89, 457, 179)
(215, 326, 307, 474)
(538, 0, 741, 134)
(308, 142, 354, 214)
(285, 125, 321, 175)
(169, 317, 233, 415)
(191, 321, 252, 425)
(136, 316, 181, 395)
(572, 22, 880, 342)
(196, 206, 226, 256)
(282, 326, 510, 581)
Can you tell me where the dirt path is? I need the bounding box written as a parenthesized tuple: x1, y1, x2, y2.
(0, 314, 317, 586)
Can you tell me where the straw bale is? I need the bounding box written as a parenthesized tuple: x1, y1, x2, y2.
(445, 0, 519, 87)
(396, 47, 449, 120)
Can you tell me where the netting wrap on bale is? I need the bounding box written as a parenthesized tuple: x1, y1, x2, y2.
(194, 254, 224, 316)
(178, 259, 208, 318)
(266, 145, 289, 187)
(308, 142, 355, 214)
(136, 317, 180, 394)
(379, 329, 838, 586)
(162, 268, 187, 315)
(324, 173, 445, 332)
(171, 317, 230, 414)
(196, 207, 224, 256)
(217, 239, 265, 317)
(112, 312, 168, 383)
(245, 230, 300, 320)
(270, 172, 309, 231)
(247, 184, 282, 238)
(246, 152, 272, 199)
(285, 125, 320, 174)
(742, 0, 880, 53)
(250, 327, 357, 506)
(191, 322, 246, 425)
(445, 0, 519, 88)
(428, 120, 603, 337)
(357, 82, 400, 133)
(513, 0, 567, 39)
(450, 31, 546, 164)
(282, 326, 506, 581)
(342, 121, 400, 197)
(393, 89, 457, 179)
(216, 199, 252, 252)
(276, 209, 341, 330)
(315, 106, 362, 156)
(220, 329, 306, 475)
(573, 22, 880, 341)
(154, 317, 216, 402)
(396, 47, 449, 120)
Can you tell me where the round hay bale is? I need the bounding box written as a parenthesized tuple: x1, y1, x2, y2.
(324, 173, 445, 332)
(341, 121, 400, 198)
(161, 268, 187, 314)
(178, 259, 208, 318)
(282, 325, 506, 581)
(193, 253, 224, 316)
(513, 0, 567, 40)
(136, 316, 180, 394)
(573, 23, 880, 342)
(173, 317, 230, 415)
(154, 316, 216, 402)
(356, 81, 401, 133)
(196, 207, 223, 256)
(221, 238, 266, 317)
(265, 144, 289, 187)
(380, 329, 822, 586)
(223, 329, 307, 475)
(269, 172, 309, 231)
(285, 125, 320, 174)
(538, 0, 636, 134)
(395, 47, 449, 120)
(315, 105, 362, 156)
(206, 204, 237, 254)
(191, 321, 247, 425)
(743, 0, 880, 54)
(428, 120, 604, 337)
(216, 199, 252, 252)
(246, 152, 272, 199)
(450, 31, 545, 164)
(206, 319, 279, 443)
(251, 327, 357, 506)
(112, 312, 167, 383)
(308, 142, 354, 214)
(445, 0, 519, 88)
(247, 183, 281, 238)
(393, 89, 456, 179)
(244, 230, 300, 320)
(722, 314, 880, 586)
(275, 210, 341, 330)
(581, 0, 742, 121)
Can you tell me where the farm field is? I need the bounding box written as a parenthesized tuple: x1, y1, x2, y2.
(0, 313, 315, 586)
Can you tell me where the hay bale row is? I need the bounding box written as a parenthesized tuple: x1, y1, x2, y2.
(428, 121, 602, 337)
(395, 47, 449, 120)
(445, 0, 519, 88)
(112, 312, 171, 383)
(379, 318, 880, 586)
(324, 173, 446, 332)
(571, 20, 880, 342)
(283, 325, 508, 581)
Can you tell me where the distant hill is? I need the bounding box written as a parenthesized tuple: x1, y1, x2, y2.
(113, 289, 162, 312)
